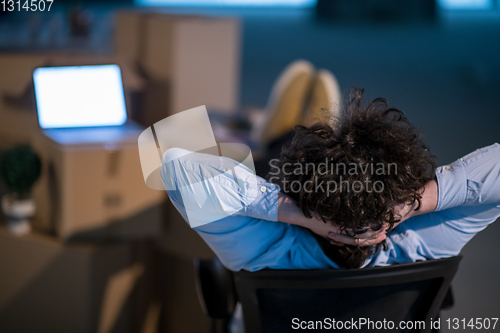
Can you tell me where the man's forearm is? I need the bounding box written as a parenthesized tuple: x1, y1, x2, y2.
(277, 192, 385, 243)
(277, 192, 309, 227)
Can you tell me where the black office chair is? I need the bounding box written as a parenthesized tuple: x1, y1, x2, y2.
(194, 256, 461, 333)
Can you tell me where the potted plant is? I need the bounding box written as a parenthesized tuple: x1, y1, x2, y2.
(0, 145, 42, 235)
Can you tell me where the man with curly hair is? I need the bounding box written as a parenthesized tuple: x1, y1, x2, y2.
(161, 88, 500, 271)
(265, 89, 440, 268)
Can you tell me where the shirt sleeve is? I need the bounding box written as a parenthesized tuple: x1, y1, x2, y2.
(160, 148, 280, 228)
(435, 142, 500, 211)
(160, 148, 339, 272)
(370, 142, 500, 265)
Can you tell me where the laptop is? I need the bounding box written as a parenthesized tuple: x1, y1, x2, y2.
(33, 64, 143, 147)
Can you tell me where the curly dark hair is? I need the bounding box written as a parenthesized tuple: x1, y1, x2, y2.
(268, 88, 436, 268)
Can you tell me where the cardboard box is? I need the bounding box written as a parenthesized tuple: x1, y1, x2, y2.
(0, 54, 158, 240)
(32, 130, 165, 240)
(0, 54, 144, 144)
(0, 228, 157, 333)
(115, 11, 241, 122)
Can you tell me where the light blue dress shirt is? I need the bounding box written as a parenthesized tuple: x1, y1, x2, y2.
(160, 143, 500, 271)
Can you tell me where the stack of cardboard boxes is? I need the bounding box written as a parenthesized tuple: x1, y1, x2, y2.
(0, 10, 240, 333)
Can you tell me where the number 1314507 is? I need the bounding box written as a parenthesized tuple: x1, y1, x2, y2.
(446, 318, 498, 330)
(1, 0, 53, 11)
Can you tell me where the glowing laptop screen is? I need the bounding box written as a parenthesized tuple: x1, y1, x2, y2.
(33, 65, 128, 129)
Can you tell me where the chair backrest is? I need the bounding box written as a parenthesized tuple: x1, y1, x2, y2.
(233, 256, 462, 333)
(194, 258, 237, 320)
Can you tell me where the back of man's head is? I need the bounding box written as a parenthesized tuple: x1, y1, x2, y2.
(269, 88, 437, 268)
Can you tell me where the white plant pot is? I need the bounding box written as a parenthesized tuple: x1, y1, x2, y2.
(1, 194, 35, 236)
